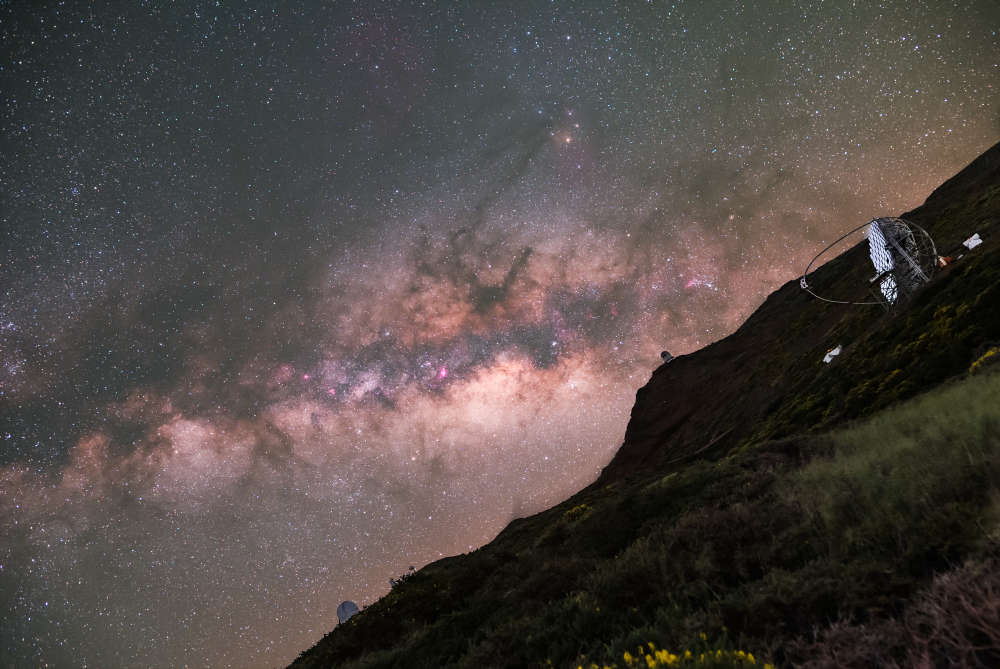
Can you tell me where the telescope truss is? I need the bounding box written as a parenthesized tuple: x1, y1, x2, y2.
(800, 217, 937, 307)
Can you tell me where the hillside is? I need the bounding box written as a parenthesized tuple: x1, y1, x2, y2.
(287, 141, 1000, 669)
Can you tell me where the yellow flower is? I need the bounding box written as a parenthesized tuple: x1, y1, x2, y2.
(970, 346, 1000, 374)
(654, 649, 678, 666)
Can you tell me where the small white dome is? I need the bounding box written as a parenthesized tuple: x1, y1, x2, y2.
(337, 600, 360, 624)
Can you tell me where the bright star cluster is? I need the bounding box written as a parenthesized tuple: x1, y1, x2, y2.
(1, 2, 997, 667)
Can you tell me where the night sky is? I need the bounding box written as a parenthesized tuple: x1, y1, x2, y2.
(2, 2, 998, 667)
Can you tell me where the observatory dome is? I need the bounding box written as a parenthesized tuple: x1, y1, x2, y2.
(337, 600, 360, 624)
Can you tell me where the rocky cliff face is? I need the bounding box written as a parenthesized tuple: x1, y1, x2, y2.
(600, 139, 1000, 483)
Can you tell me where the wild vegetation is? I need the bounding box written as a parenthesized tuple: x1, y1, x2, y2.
(289, 368, 1000, 668)
(288, 145, 1000, 668)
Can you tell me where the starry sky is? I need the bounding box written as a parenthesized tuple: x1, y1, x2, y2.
(1, 1, 997, 667)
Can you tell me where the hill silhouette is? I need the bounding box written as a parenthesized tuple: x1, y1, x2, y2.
(287, 141, 1000, 668)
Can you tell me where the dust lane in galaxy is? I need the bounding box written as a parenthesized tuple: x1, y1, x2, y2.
(2, 2, 998, 667)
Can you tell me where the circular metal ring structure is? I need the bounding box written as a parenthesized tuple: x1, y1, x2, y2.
(800, 217, 937, 306)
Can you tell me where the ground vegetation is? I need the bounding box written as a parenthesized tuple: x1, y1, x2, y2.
(288, 143, 1000, 668)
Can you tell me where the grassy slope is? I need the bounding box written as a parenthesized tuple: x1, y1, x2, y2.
(287, 142, 1000, 669)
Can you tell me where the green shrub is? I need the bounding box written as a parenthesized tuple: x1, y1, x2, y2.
(970, 346, 1000, 375)
(788, 368, 1000, 567)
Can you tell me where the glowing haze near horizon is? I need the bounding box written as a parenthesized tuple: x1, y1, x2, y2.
(1, 1, 997, 667)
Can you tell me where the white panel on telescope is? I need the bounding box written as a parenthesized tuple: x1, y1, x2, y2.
(868, 220, 898, 303)
(868, 221, 893, 274)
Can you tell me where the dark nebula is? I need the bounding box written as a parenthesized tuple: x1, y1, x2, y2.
(2, 2, 998, 667)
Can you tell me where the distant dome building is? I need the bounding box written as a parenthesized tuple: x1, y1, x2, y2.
(337, 600, 360, 624)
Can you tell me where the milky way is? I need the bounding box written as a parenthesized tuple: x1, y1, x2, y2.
(2, 2, 998, 667)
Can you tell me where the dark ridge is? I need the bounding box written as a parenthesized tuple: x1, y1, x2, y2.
(286, 140, 1000, 669)
(599, 140, 1000, 483)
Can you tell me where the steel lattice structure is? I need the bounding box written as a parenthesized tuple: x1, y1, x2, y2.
(800, 217, 937, 307)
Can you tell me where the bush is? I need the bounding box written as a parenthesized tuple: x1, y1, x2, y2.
(970, 346, 1000, 375)
(787, 369, 1000, 566)
(788, 559, 1000, 669)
